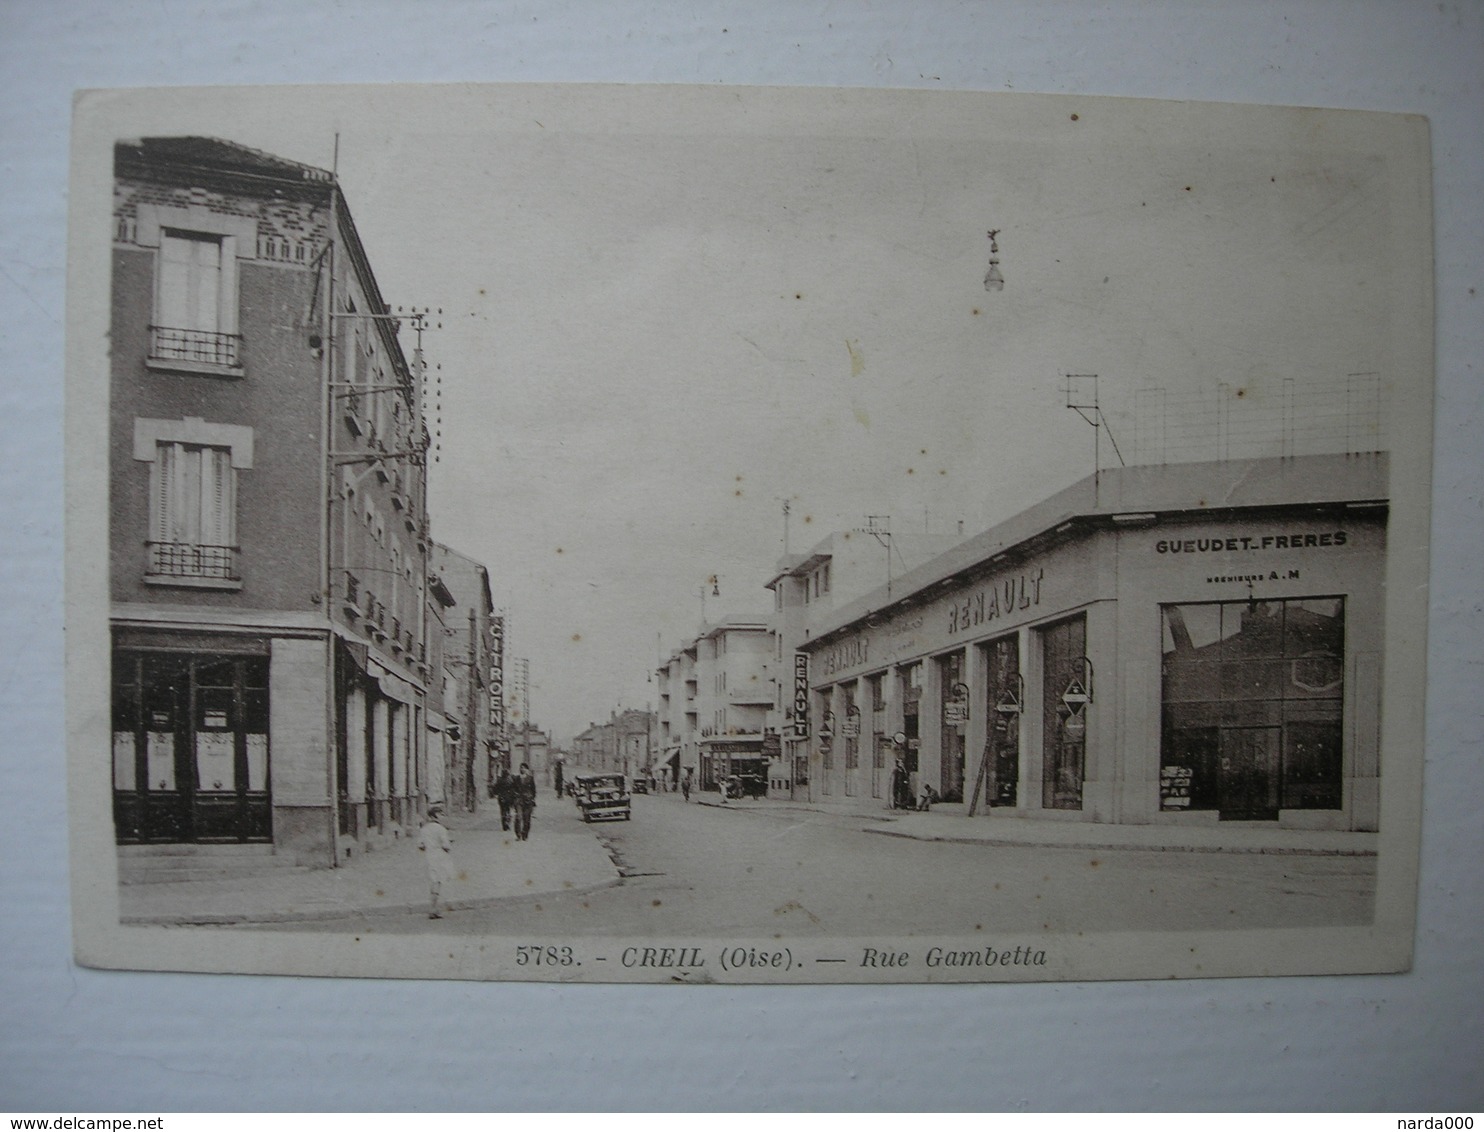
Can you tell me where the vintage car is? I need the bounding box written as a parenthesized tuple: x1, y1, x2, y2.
(629, 775, 649, 794)
(572, 773, 632, 822)
(721, 773, 767, 800)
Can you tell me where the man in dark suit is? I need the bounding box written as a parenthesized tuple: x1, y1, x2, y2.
(513, 763, 537, 841)
(492, 766, 514, 831)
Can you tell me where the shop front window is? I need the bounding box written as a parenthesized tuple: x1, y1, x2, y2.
(113, 651, 270, 843)
(842, 682, 859, 797)
(899, 663, 921, 776)
(817, 690, 834, 794)
(983, 634, 1021, 807)
(1160, 597, 1344, 819)
(937, 650, 966, 802)
(1041, 615, 1087, 810)
(868, 673, 886, 798)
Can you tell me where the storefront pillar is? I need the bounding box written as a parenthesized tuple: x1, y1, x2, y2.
(881, 664, 901, 792)
(1080, 601, 1119, 822)
(370, 697, 390, 831)
(920, 655, 944, 799)
(343, 681, 367, 840)
(1348, 651, 1382, 831)
(1020, 625, 1045, 814)
(268, 636, 335, 867)
(964, 643, 988, 813)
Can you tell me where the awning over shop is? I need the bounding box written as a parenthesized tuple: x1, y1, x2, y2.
(368, 658, 422, 705)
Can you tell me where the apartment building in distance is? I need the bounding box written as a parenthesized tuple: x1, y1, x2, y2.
(765, 527, 964, 798)
(430, 542, 498, 813)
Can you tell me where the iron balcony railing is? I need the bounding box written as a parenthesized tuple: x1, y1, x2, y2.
(146, 541, 239, 580)
(148, 325, 243, 369)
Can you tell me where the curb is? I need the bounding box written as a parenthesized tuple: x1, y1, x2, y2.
(119, 873, 625, 927)
(861, 825, 1378, 856)
(692, 795, 1376, 857)
(693, 796, 897, 822)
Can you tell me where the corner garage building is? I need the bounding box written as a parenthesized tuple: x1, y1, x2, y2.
(799, 454, 1386, 831)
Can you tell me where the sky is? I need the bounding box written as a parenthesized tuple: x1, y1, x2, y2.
(93, 85, 1409, 743)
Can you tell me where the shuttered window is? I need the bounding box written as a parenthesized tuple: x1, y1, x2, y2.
(148, 443, 237, 579)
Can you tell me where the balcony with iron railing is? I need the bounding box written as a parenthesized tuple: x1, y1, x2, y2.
(144, 542, 241, 589)
(341, 388, 365, 436)
(342, 572, 361, 620)
(147, 326, 244, 375)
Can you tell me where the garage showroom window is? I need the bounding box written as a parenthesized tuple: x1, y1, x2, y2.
(1161, 597, 1344, 813)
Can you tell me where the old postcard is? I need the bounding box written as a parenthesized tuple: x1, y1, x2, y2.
(66, 83, 1432, 982)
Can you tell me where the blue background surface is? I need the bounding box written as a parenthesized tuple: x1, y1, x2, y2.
(1, 0, 1480, 1112)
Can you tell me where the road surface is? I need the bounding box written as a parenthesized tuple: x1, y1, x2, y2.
(261, 788, 1375, 937)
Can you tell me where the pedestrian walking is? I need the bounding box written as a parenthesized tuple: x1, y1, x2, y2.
(418, 804, 455, 919)
(552, 759, 564, 799)
(890, 757, 911, 811)
(513, 763, 537, 841)
(681, 767, 693, 802)
(493, 766, 514, 831)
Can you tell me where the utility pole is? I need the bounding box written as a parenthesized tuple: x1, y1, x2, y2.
(520, 657, 531, 773)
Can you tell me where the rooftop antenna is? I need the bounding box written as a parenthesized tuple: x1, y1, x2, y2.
(1063, 373, 1125, 504)
(855, 515, 893, 597)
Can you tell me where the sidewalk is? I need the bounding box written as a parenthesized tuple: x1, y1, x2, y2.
(118, 806, 621, 926)
(694, 792, 1377, 856)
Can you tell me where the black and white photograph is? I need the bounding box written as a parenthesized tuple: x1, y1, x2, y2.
(66, 81, 1433, 984)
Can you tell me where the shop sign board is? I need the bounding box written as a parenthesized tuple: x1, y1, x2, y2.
(1061, 678, 1089, 714)
(1160, 765, 1193, 809)
(792, 653, 809, 738)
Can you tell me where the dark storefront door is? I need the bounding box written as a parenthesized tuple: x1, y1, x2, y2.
(984, 635, 1020, 807)
(1218, 726, 1281, 821)
(113, 651, 271, 844)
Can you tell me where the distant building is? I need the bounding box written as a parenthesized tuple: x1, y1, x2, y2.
(764, 528, 963, 798)
(109, 137, 438, 866)
(430, 543, 498, 813)
(798, 454, 1387, 831)
(571, 709, 654, 780)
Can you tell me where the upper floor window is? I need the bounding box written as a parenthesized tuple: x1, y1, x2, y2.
(133, 417, 253, 589)
(148, 442, 236, 583)
(150, 230, 243, 373)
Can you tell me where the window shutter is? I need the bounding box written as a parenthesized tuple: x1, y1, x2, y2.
(204, 446, 234, 546)
(151, 443, 172, 544)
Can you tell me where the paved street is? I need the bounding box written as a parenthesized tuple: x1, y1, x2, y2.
(257, 788, 1376, 937)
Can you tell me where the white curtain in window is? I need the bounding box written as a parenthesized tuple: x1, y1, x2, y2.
(158, 232, 223, 332)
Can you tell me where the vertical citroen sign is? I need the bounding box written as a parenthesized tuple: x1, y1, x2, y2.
(488, 616, 506, 749)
